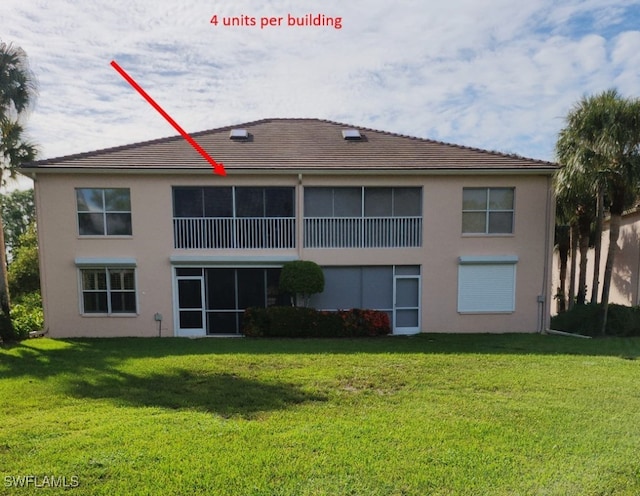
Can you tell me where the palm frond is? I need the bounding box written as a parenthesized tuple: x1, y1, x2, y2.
(555, 88, 640, 213)
(0, 117, 38, 183)
(0, 41, 38, 119)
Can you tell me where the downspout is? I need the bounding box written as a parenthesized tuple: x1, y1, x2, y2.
(297, 173, 303, 261)
(539, 175, 555, 333)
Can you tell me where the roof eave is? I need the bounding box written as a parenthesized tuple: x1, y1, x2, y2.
(18, 165, 558, 177)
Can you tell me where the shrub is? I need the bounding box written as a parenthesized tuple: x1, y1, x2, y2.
(243, 307, 270, 337)
(8, 223, 40, 298)
(316, 311, 346, 337)
(338, 309, 392, 337)
(10, 292, 44, 340)
(550, 303, 640, 337)
(279, 261, 324, 307)
(607, 305, 640, 336)
(265, 307, 310, 337)
(244, 307, 331, 338)
(243, 307, 391, 338)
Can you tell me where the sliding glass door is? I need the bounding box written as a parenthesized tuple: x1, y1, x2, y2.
(309, 265, 421, 334)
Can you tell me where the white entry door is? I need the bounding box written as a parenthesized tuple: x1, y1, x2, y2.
(175, 270, 206, 337)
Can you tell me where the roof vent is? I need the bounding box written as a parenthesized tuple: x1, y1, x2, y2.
(341, 129, 362, 140)
(229, 128, 249, 140)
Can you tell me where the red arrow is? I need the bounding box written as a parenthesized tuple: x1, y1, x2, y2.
(110, 60, 226, 176)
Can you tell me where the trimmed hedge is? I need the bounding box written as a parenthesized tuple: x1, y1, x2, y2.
(279, 260, 324, 307)
(243, 307, 391, 338)
(550, 303, 640, 337)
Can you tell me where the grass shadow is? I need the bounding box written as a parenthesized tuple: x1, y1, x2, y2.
(66, 369, 326, 419)
(2, 334, 640, 384)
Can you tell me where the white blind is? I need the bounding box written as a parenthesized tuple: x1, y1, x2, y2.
(458, 263, 516, 313)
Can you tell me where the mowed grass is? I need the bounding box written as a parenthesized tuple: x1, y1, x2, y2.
(1, 335, 640, 495)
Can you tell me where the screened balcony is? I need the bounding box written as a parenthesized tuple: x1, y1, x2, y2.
(303, 187, 423, 248)
(174, 217, 295, 249)
(173, 186, 295, 250)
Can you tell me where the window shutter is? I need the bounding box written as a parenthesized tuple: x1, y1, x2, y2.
(457, 257, 517, 313)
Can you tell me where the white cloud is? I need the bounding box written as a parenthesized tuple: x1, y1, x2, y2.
(611, 29, 640, 97)
(2, 0, 640, 162)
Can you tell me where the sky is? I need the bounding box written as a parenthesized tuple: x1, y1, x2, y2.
(2, 0, 640, 188)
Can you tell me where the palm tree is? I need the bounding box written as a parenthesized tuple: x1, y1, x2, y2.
(590, 181, 605, 304)
(553, 212, 570, 313)
(0, 119, 37, 301)
(553, 163, 595, 309)
(575, 202, 595, 305)
(0, 41, 38, 337)
(0, 44, 35, 109)
(555, 89, 640, 334)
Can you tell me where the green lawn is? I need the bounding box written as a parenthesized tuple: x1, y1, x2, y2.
(1, 334, 640, 495)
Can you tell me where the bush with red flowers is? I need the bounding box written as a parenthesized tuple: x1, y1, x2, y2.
(243, 307, 391, 337)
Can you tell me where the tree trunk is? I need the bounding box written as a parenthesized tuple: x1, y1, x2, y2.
(600, 212, 621, 335)
(591, 185, 604, 304)
(0, 208, 13, 333)
(556, 225, 570, 313)
(568, 222, 579, 310)
(0, 169, 13, 342)
(577, 213, 591, 305)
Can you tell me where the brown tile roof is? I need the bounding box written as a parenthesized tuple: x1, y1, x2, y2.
(21, 118, 557, 173)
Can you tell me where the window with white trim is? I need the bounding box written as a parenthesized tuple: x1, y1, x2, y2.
(462, 187, 514, 234)
(76, 188, 132, 236)
(80, 268, 137, 314)
(457, 256, 517, 313)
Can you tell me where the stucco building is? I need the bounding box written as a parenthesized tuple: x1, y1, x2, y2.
(21, 118, 557, 337)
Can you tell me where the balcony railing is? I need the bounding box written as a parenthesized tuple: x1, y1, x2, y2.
(174, 216, 422, 249)
(174, 217, 296, 249)
(304, 217, 422, 248)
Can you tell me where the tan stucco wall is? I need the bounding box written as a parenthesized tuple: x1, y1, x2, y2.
(34, 171, 553, 337)
(552, 210, 640, 312)
(36, 174, 176, 337)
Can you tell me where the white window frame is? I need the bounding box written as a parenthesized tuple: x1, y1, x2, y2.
(457, 256, 517, 313)
(75, 258, 138, 316)
(462, 187, 514, 235)
(76, 188, 132, 237)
